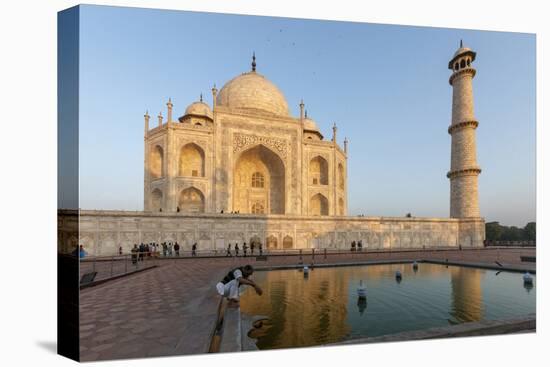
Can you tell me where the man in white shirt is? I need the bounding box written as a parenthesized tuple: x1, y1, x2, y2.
(215, 265, 263, 307)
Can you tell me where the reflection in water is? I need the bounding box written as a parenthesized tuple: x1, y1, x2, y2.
(240, 264, 535, 350)
(240, 268, 350, 349)
(357, 298, 367, 316)
(524, 282, 534, 293)
(449, 267, 483, 323)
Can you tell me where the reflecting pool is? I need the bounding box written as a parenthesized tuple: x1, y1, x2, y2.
(240, 263, 535, 350)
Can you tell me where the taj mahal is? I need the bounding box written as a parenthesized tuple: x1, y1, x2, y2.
(58, 43, 485, 255)
(144, 53, 347, 217)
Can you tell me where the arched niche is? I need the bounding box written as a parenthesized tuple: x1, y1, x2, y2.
(283, 235, 293, 249)
(266, 235, 278, 249)
(178, 187, 205, 213)
(309, 156, 328, 185)
(151, 188, 163, 212)
(310, 193, 328, 216)
(179, 143, 205, 177)
(150, 145, 164, 179)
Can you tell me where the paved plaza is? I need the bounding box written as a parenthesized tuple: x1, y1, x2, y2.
(78, 248, 535, 361)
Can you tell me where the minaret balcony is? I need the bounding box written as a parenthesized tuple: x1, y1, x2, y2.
(449, 67, 476, 85)
(447, 167, 482, 179)
(448, 120, 479, 134)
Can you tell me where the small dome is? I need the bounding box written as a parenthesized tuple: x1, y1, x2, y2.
(182, 101, 213, 121)
(216, 72, 289, 116)
(453, 47, 472, 58)
(448, 42, 476, 69)
(303, 117, 319, 132)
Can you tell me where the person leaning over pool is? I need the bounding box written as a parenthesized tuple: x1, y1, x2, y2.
(216, 265, 263, 307)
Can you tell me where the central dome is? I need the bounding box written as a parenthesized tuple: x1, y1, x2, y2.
(216, 71, 290, 116)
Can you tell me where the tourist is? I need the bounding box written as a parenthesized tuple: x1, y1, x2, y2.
(174, 242, 180, 257)
(226, 243, 232, 257)
(351, 241, 356, 252)
(118, 245, 123, 255)
(250, 242, 255, 255)
(72, 245, 87, 258)
(131, 244, 138, 264)
(139, 243, 145, 261)
(215, 265, 263, 307)
(79, 245, 87, 259)
(162, 242, 167, 257)
(192, 243, 197, 257)
(168, 243, 173, 256)
(235, 243, 240, 256)
(259, 243, 263, 256)
(358, 240, 363, 252)
(243, 242, 248, 257)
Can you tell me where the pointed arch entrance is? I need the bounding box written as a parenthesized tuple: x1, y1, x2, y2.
(233, 144, 285, 214)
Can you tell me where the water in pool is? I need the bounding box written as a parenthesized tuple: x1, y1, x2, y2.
(239, 263, 535, 350)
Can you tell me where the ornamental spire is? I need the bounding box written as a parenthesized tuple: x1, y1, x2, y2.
(212, 84, 218, 110)
(144, 110, 150, 134)
(251, 51, 256, 72)
(200, 93, 203, 102)
(166, 98, 173, 123)
(344, 137, 348, 153)
(460, 39, 463, 48)
(157, 111, 163, 127)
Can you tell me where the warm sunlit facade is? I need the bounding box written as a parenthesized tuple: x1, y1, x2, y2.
(143, 56, 348, 216)
(59, 47, 486, 256)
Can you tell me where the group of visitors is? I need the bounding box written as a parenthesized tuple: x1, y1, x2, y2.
(226, 242, 263, 257)
(350, 240, 364, 252)
(128, 241, 198, 263)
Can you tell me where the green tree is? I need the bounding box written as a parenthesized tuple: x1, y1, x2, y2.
(485, 221, 536, 242)
(524, 222, 536, 241)
(503, 226, 522, 241)
(485, 221, 503, 241)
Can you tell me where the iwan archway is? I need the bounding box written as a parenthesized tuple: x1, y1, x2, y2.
(233, 144, 285, 214)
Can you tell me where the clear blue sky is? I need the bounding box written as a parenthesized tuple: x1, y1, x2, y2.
(75, 5, 535, 226)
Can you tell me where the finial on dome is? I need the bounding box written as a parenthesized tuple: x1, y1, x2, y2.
(200, 93, 203, 102)
(460, 39, 463, 48)
(252, 51, 256, 72)
(305, 109, 308, 118)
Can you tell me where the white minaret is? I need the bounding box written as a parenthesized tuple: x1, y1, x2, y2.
(447, 40, 482, 218)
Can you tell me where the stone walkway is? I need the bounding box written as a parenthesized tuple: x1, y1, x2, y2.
(78, 248, 535, 361)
